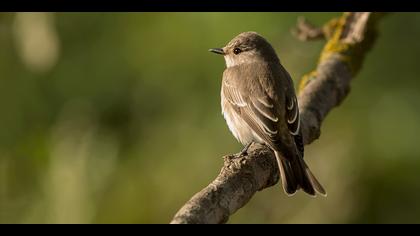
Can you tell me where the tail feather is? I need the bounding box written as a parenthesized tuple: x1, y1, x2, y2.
(304, 163, 327, 196)
(275, 152, 297, 196)
(275, 151, 326, 197)
(291, 157, 315, 196)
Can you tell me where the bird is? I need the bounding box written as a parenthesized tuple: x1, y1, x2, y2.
(209, 31, 326, 197)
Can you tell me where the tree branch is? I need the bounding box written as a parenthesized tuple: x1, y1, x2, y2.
(291, 15, 342, 42)
(291, 16, 325, 41)
(171, 12, 383, 224)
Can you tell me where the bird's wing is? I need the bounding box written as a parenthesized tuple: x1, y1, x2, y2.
(222, 75, 283, 150)
(281, 66, 304, 157)
(285, 91, 304, 156)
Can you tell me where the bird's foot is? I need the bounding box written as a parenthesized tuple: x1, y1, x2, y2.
(237, 142, 252, 157)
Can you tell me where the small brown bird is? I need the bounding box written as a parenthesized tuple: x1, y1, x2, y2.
(210, 31, 326, 196)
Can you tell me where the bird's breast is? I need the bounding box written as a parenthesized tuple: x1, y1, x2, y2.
(221, 96, 264, 146)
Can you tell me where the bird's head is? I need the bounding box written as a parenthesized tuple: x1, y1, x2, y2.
(209, 31, 279, 68)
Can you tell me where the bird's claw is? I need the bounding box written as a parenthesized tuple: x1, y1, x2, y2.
(238, 142, 252, 157)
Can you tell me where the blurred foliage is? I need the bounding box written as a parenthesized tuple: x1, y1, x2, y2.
(1, 12, 420, 224)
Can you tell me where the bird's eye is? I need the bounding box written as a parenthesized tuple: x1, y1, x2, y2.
(233, 48, 242, 55)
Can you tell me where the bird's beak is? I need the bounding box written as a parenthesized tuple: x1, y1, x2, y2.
(209, 48, 225, 55)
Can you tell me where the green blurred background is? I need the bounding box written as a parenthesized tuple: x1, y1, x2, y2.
(0, 12, 420, 224)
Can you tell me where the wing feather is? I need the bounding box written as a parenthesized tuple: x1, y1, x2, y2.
(286, 93, 303, 156)
(222, 79, 282, 149)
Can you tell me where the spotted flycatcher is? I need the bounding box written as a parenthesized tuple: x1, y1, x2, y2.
(210, 32, 326, 196)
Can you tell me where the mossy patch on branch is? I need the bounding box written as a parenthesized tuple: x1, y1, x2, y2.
(298, 12, 383, 92)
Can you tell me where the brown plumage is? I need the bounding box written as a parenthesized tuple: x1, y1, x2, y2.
(210, 31, 326, 196)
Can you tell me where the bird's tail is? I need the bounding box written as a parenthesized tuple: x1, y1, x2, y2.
(275, 151, 326, 197)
